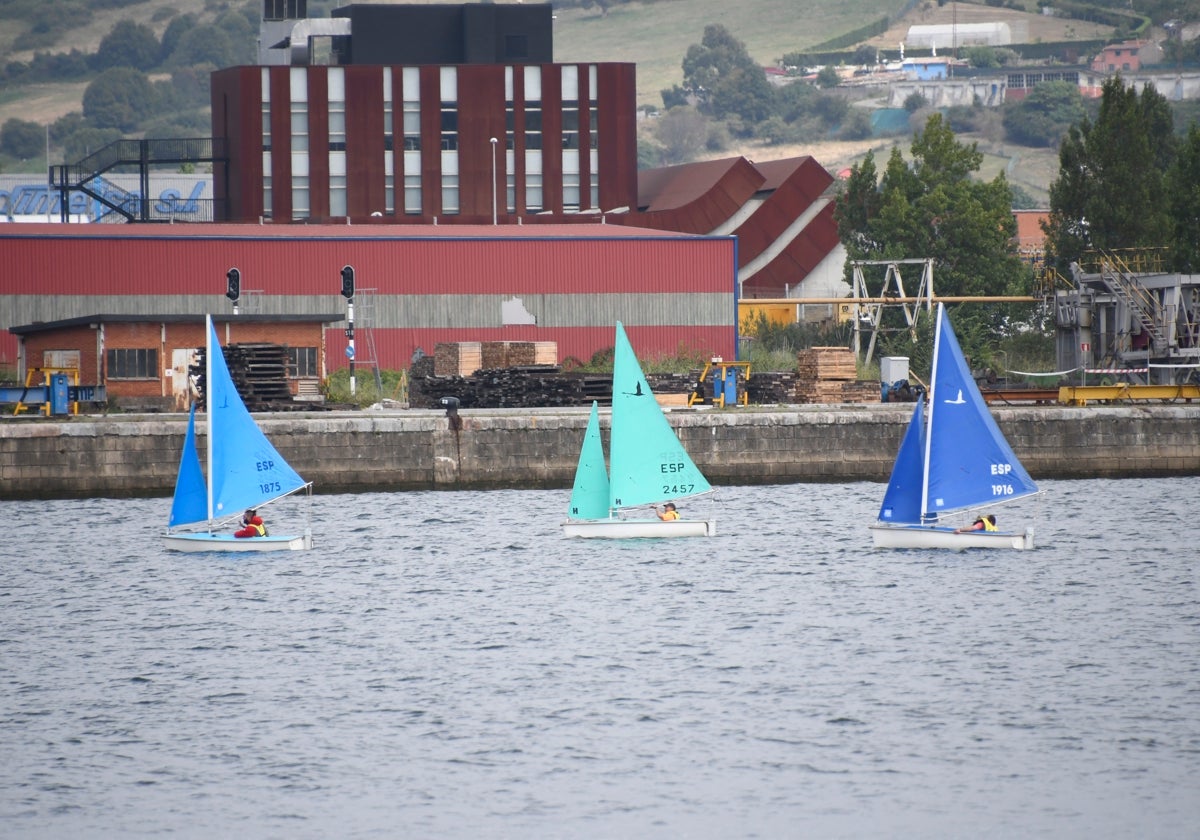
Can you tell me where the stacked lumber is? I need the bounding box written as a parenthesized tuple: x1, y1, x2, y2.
(434, 342, 482, 376)
(196, 343, 299, 411)
(788, 345, 879, 404)
(796, 346, 857, 381)
(480, 341, 559, 368)
(793, 380, 881, 404)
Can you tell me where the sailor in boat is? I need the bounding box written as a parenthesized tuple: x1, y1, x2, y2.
(955, 514, 997, 534)
(657, 503, 680, 521)
(234, 508, 267, 538)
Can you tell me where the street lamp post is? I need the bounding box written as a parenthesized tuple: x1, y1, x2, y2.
(489, 137, 498, 225)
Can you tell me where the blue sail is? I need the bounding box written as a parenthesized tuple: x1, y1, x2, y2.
(923, 304, 1038, 518)
(566, 400, 611, 520)
(877, 395, 925, 524)
(168, 404, 208, 528)
(206, 316, 308, 519)
(607, 322, 711, 511)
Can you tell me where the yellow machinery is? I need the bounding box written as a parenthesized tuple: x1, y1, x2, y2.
(1058, 384, 1200, 406)
(690, 359, 751, 407)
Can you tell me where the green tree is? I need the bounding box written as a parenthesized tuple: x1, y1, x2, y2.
(1167, 126, 1200, 271)
(653, 106, 710, 164)
(835, 114, 1028, 347)
(167, 24, 235, 68)
(1044, 76, 1174, 266)
(159, 13, 197, 64)
(1002, 81, 1086, 148)
(83, 67, 158, 131)
(94, 20, 160, 71)
(815, 66, 840, 89)
(680, 25, 775, 124)
(0, 118, 45, 160)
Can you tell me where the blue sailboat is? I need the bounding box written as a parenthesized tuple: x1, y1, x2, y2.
(563, 322, 715, 538)
(870, 303, 1040, 550)
(163, 315, 313, 552)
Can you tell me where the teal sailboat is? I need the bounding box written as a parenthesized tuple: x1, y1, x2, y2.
(163, 315, 313, 552)
(563, 322, 716, 538)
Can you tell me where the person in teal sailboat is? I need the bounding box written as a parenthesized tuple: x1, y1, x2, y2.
(657, 503, 680, 521)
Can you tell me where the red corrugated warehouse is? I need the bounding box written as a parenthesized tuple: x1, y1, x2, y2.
(0, 223, 737, 374)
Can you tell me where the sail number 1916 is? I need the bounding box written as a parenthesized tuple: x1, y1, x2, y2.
(991, 462, 1014, 496)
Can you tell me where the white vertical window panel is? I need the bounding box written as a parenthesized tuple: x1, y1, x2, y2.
(524, 66, 541, 101)
(589, 65, 597, 102)
(328, 66, 345, 101)
(505, 66, 513, 100)
(525, 151, 542, 212)
(290, 67, 308, 102)
(440, 66, 457, 101)
(562, 65, 578, 100)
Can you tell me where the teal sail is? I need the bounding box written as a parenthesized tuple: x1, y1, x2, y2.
(922, 303, 1039, 519)
(566, 400, 610, 520)
(168, 404, 208, 528)
(205, 315, 308, 519)
(607, 322, 711, 511)
(877, 395, 925, 525)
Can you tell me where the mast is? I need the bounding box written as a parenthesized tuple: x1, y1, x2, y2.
(920, 303, 944, 521)
(205, 314, 215, 526)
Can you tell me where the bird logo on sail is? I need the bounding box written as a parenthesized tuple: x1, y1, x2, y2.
(621, 381, 645, 397)
(944, 389, 966, 404)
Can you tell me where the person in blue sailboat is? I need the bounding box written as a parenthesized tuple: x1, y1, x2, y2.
(234, 508, 267, 538)
(956, 514, 997, 534)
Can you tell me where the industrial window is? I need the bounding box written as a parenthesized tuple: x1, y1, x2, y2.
(286, 347, 318, 378)
(264, 1, 306, 21)
(107, 348, 158, 380)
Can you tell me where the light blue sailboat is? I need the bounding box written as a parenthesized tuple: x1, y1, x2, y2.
(871, 302, 1040, 550)
(164, 314, 313, 552)
(563, 322, 716, 538)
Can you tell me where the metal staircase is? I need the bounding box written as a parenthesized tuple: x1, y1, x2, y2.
(48, 137, 227, 223)
(352, 287, 384, 392)
(1097, 253, 1167, 355)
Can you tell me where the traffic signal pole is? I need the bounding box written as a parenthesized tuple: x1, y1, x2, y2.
(341, 265, 356, 397)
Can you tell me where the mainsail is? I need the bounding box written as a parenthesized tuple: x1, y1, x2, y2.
(607, 321, 711, 511)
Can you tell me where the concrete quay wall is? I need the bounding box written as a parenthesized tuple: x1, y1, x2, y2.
(1, 404, 1198, 500)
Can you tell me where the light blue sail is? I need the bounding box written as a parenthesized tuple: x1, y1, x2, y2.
(607, 322, 711, 511)
(877, 395, 925, 525)
(168, 403, 208, 528)
(205, 316, 308, 519)
(922, 304, 1038, 518)
(566, 400, 611, 520)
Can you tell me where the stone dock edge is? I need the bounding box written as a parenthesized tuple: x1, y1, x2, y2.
(2, 403, 1198, 500)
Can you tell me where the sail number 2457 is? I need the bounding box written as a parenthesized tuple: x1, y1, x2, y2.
(661, 462, 692, 495)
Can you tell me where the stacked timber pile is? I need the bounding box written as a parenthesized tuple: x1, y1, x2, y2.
(197, 343, 299, 411)
(745, 371, 801, 404)
(408, 361, 698, 409)
(793, 346, 879, 404)
(411, 365, 581, 408)
(435, 342, 482, 376)
(480, 341, 558, 369)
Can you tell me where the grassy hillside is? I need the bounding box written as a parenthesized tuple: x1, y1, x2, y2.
(0, 0, 1114, 200)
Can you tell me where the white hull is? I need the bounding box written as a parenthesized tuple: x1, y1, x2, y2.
(562, 517, 716, 539)
(870, 523, 1034, 551)
(163, 532, 313, 553)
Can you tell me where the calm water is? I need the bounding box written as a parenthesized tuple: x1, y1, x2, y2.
(2, 478, 1198, 839)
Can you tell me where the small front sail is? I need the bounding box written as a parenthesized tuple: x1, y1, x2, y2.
(877, 395, 925, 525)
(566, 400, 611, 520)
(168, 404, 208, 528)
(608, 322, 711, 511)
(923, 304, 1038, 518)
(205, 316, 308, 518)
